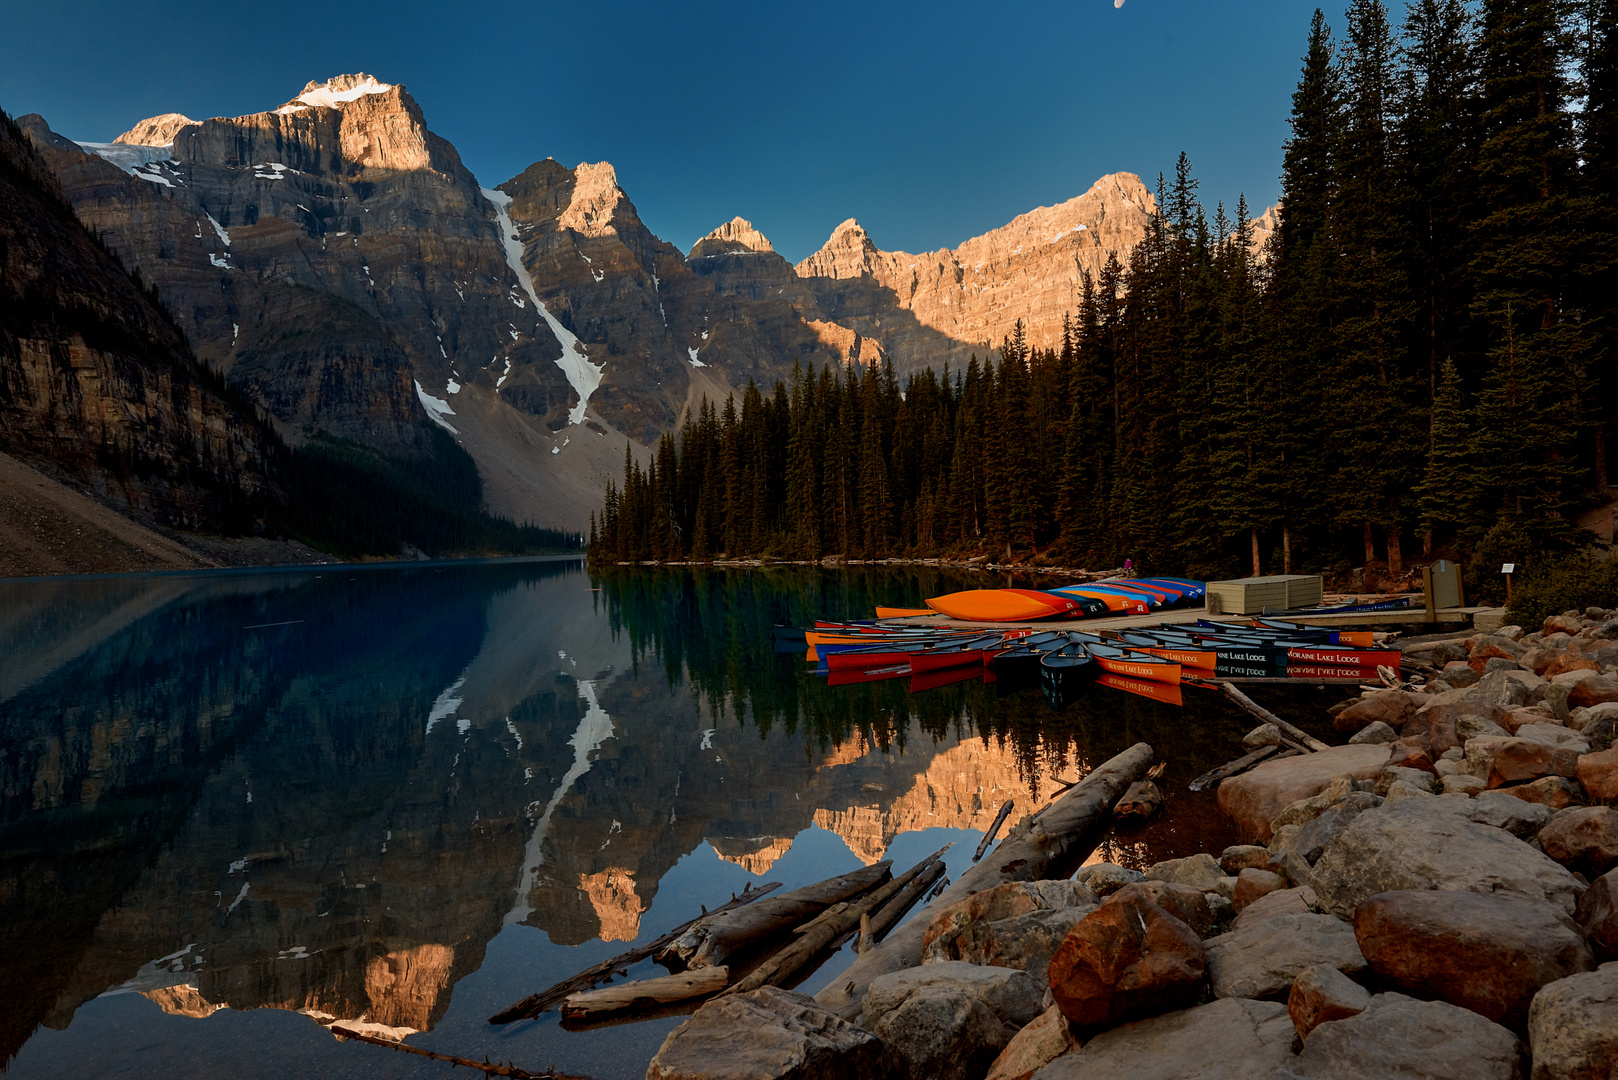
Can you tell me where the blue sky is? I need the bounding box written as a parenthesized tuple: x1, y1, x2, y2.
(3, 1, 1368, 262)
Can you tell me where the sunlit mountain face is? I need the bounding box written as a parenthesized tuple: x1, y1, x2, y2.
(0, 561, 1337, 1078)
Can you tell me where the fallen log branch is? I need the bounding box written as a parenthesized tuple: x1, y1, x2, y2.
(973, 801, 1015, 861)
(560, 967, 729, 1021)
(660, 862, 892, 971)
(722, 846, 949, 999)
(488, 880, 782, 1023)
(328, 1024, 593, 1079)
(864, 859, 947, 947)
(1188, 745, 1290, 792)
(814, 742, 1154, 1018)
(1218, 683, 1331, 752)
(1114, 779, 1162, 820)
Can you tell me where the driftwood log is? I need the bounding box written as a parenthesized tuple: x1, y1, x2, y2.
(328, 1024, 595, 1078)
(1114, 780, 1163, 820)
(560, 967, 730, 1021)
(721, 847, 949, 998)
(488, 881, 781, 1023)
(660, 861, 892, 971)
(864, 859, 947, 947)
(814, 741, 1154, 1018)
(973, 801, 1015, 861)
(1188, 745, 1282, 792)
(1218, 683, 1331, 752)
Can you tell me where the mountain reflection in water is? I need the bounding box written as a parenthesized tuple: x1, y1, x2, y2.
(0, 560, 1339, 1079)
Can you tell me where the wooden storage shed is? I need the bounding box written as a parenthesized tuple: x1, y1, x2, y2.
(1206, 574, 1324, 615)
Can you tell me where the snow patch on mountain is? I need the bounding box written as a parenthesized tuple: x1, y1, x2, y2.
(75, 141, 174, 174)
(289, 75, 394, 111)
(414, 380, 458, 434)
(483, 186, 604, 425)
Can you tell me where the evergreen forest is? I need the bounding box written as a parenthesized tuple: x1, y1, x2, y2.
(590, 0, 1617, 584)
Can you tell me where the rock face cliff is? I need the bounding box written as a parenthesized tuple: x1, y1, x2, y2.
(0, 112, 275, 535)
(792, 173, 1158, 373)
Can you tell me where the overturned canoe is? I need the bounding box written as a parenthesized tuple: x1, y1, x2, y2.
(924, 589, 1097, 622)
(874, 607, 936, 619)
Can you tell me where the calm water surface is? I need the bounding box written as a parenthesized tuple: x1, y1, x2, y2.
(0, 559, 1340, 1078)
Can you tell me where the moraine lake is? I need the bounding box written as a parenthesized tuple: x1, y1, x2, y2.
(0, 558, 1341, 1079)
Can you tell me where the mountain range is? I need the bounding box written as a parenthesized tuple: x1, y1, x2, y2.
(11, 73, 1178, 533)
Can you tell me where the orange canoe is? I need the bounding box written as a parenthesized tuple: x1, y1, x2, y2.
(875, 607, 937, 619)
(1053, 587, 1151, 615)
(1097, 673, 1184, 706)
(924, 589, 1090, 622)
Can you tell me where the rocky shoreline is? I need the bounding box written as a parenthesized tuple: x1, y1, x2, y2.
(644, 607, 1618, 1079)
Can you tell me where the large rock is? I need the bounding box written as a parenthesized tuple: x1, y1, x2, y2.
(1203, 913, 1366, 1000)
(1106, 881, 1215, 936)
(1352, 890, 1594, 1028)
(867, 986, 1012, 1080)
(866, 962, 1044, 1030)
(1577, 870, 1618, 962)
(925, 907, 1094, 985)
(1143, 853, 1225, 893)
(1536, 806, 1618, 878)
(1516, 722, 1591, 753)
(1046, 893, 1206, 1028)
(1527, 963, 1618, 1080)
(1218, 846, 1272, 874)
(1334, 690, 1424, 733)
(1218, 746, 1391, 844)
(1072, 863, 1143, 898)
(1474, 670, 1536, 708)
(1232, 869, 1282, 912)
(985, 1006, 1080, 1080)
(1577, 747, 1618, 802)
(1546, 670, 1606, 721)
(1287, 963, 1370, 1040)
(1569, 675, 1618, 710)
(1501, 775, 1585, 809)
(648, 986, 894, 1080)
(1232, 887, 1320, 931)
(1272, 777, 1361, 833)
(1287, 794, 1384, 866)
(1277, 992, 1525, 1079)
(1487, 738, 1582, 787)
(1467, 791, 1555, 837)
(1032, 998, 1296, 1080)
(1307, 797, 1584, 918)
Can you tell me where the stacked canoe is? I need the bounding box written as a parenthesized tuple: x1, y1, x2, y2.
(915, 577, 1206, 622)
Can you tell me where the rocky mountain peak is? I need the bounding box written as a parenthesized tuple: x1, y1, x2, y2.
(557, 161, 629, 237)
(796, 217, 879, 280)
(282, 73, 396, 112)
(113, 113, 195, 147)
(687, 216, 774, 260)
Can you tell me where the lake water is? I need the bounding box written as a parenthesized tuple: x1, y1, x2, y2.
(0, 558, 1342, 1079)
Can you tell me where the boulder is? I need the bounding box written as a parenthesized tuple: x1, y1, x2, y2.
(985, 1006, 1079, 1080)
(1501, 775, 1584, 810)
(1243, 723, 1283, 749)
(1233, 869, 1282, 912)
(1272, 776, 1361, 833)
(1537, 806, 1618, 878)
(1348, 721, 1398, 745)
(1287, 963, 1370, 1041)
(1576, 870, 1618, 962)
(1384, 779, 1435, 804)
(1106, 882, 1215, 936)
(925, 907, 1094, 985)
(1217, 746, 1391, 844)
(1218, 845, 1271, 874)
(1568, 674, 1618, 711)
(1046, 893, 1206, 1028)
(866, 962, 1044, 1030)
(1290, 795, 1384, 865)
(1440, 661, 1482, 687)
(1231, 886, 1320, 931)
(1032, 998, 1295, 1080)
(1466, 791, 1554, 837)
(1307, 797, 1584, 918)
(1526, 964, 1618, 1080)
(1545, 655, 1600, 679)
(1475, 670, 1535, 708)
(1546, 670, 1605, 721)
(1457, 714, 1512, 741)
(1487, 738, 1582, 788)
(1203, 913, 1365, 1000)
(1517, 722, 1591, 754)
(1504, 706, 1559, 733)
(648, 986, 894, 1080)
(1353, 889, 1594, 1028)
(1071, 863, 1143, 898)
(1385, 744, 1438, 775)
(1576, 747, 1618, 802)
(923, 881, 1097, 968)
(868, 986, 1011, 1080)
(1334, 690, 1424, 733)
(1143, 853, 1225, 893)
(1376, 766, 1438, 794)
(1545, 615, 1584, 635)
(1441, 774, 1486, 796)
(1277, 992, 1525, 1080)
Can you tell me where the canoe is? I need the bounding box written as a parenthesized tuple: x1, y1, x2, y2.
(1116, 632, 1217, 671)
(1124, 630, 1289, 669)
(1097, 673, 1184, 706)
(1082, 643, 1183, 684)
(1137, 577, 1207, 599)
(823, 633, 1003, 671)
(875, 607, 937, 619)
(908, 635, 1009, 675)
(924, 589, 1100, 622)
(986, 632, 1073, 678)
(1254, 619, 1375, 648)
(1091, 580, 1178, 603)
(1059, 583, 1162, 610)
(1039, 644, 1097, 697)
(1047, 586, 1151, 616)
